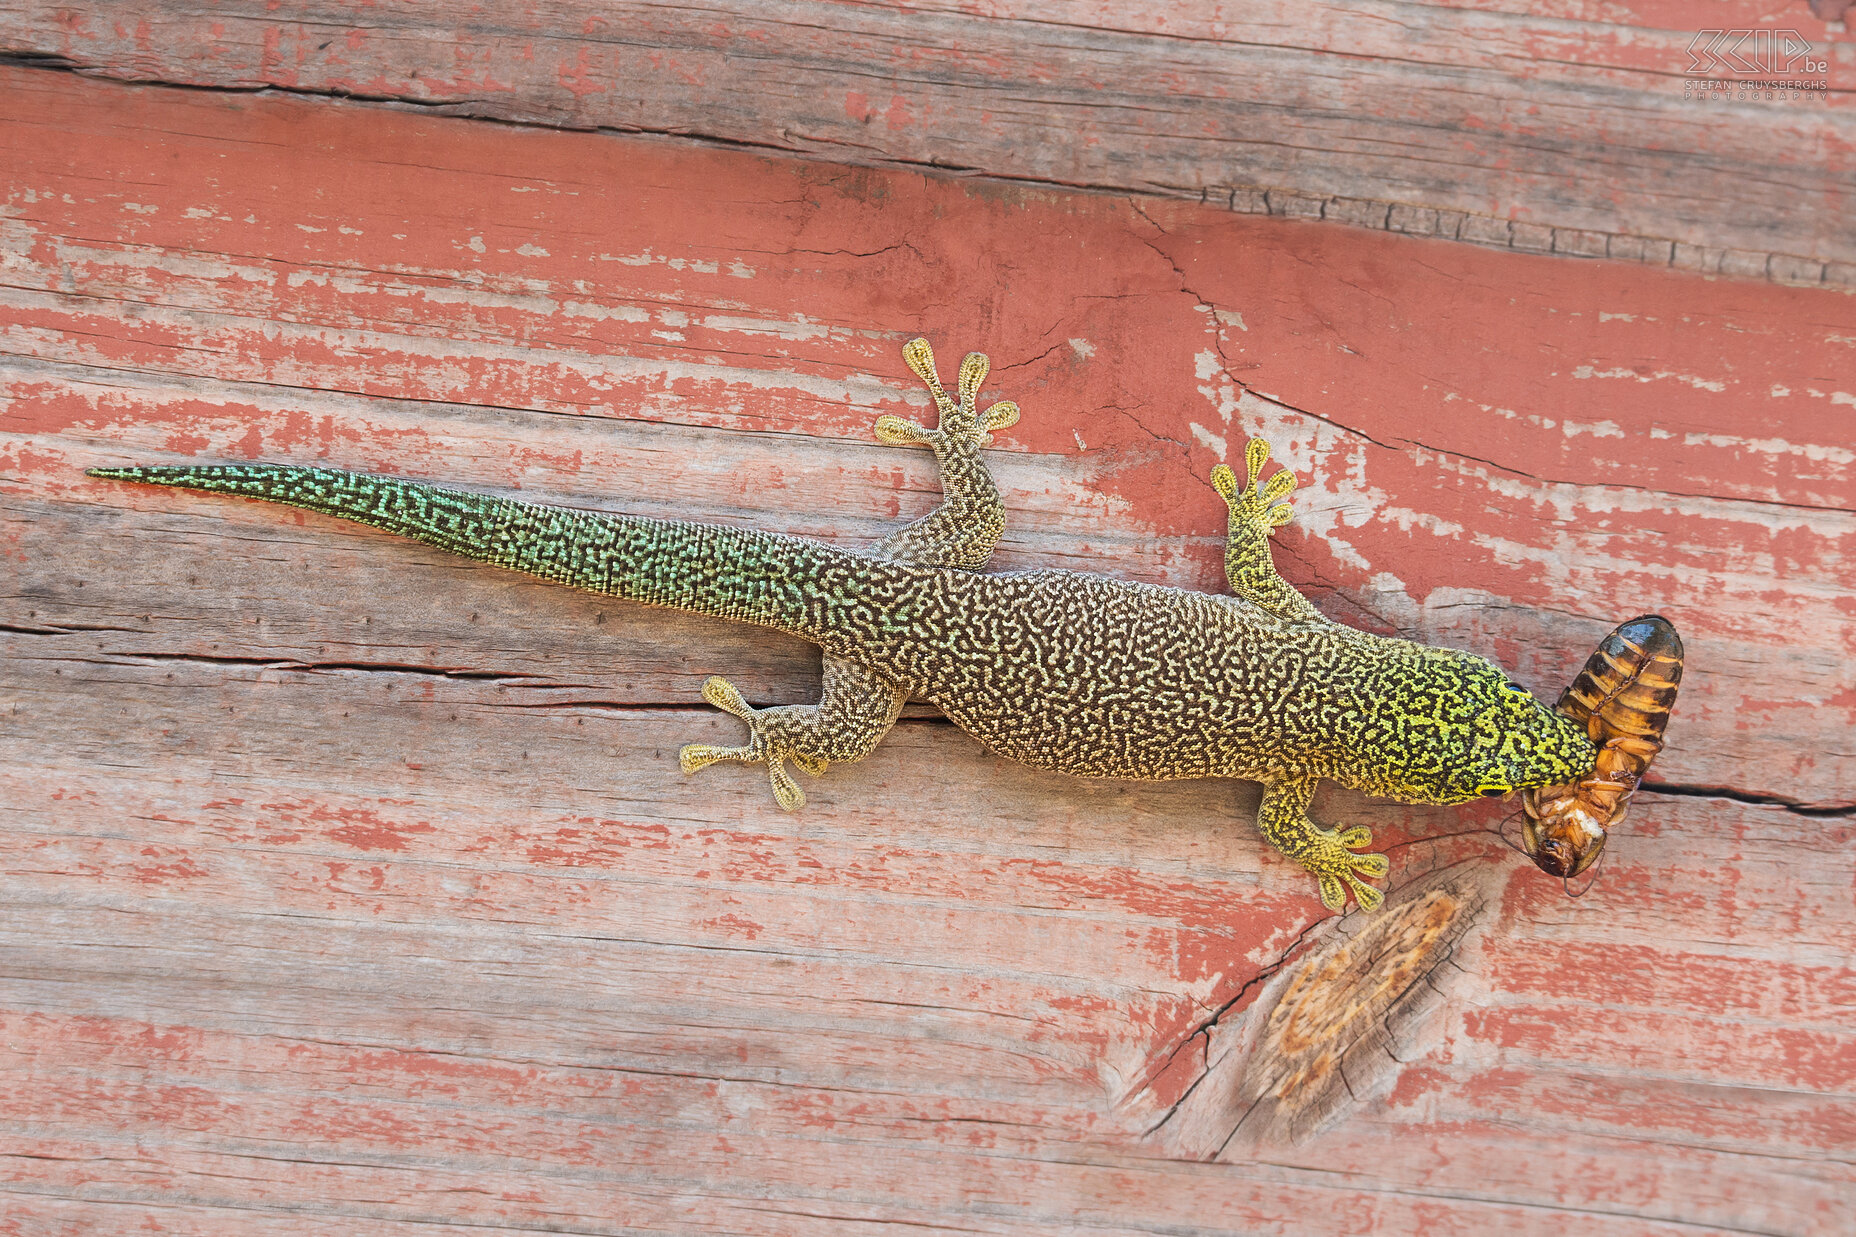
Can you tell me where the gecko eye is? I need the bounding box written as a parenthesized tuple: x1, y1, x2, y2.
(1480, 787, 1507, 798)
(1502, 680, 1532, 697)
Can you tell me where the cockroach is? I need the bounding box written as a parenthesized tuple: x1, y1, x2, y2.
(1520, 615, 1684, 885)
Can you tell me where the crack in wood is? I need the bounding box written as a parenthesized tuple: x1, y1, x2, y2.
(1, 41, 1847, 287)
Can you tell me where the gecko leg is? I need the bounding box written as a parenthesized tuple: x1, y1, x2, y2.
(802, 338, 1021, 788)
(1210, 438, 1326, 625)
(871, 337, 1021, 570)
(679, 660, 907, 811)
(1255, 777, 1388, 912)
(681, 338, 1021, 810)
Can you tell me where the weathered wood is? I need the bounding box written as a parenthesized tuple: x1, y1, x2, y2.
(1170, 868, 1497, 1156)
(3, 67, 1854, 1234)
(1, 1, 1853, 274)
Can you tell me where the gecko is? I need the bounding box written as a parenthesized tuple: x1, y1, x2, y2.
(88, 338, 1598, 911)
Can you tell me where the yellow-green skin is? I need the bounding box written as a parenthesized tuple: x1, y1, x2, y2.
(89, 339, 1596, 912)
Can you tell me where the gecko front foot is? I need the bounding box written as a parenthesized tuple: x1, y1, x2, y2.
(873, 338, 1019, 451)
(1211, 437, 1297, 540)
(1305, 825, 1390, 913)
(1258, 779, 1388, 913)
(678, 676, 811, 811)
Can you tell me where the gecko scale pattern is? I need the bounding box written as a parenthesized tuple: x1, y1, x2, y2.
(89, 339, 1597, 911)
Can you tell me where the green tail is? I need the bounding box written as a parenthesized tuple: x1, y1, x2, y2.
(87, 464, 873, 642)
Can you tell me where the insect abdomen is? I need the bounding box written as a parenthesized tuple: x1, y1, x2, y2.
(1521, 615, 1685, 880)
(1559, 615, 1684, 751)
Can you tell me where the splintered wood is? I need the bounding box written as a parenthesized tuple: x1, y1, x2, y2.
(3, 65, 1853, 1237)
(1156, 870, 1492, 1157)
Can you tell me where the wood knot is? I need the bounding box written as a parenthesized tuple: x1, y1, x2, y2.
(1237, 880, 1478, 1147)
(1271, 889, 1461, 1063)
(1147, 869, 1489, 1158)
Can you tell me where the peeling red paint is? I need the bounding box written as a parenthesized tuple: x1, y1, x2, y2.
(701, 912, 764, 940)
(4, 65, 1852, 1234)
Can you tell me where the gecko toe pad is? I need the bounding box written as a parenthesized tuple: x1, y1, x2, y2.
(1311, 825, 1389, 913)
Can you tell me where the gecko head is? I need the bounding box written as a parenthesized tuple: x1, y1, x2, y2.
(1366, 650, 1598, 806)
(1454, 656, 1598, 803)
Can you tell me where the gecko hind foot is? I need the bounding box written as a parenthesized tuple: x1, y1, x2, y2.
(1209, 436, 1326, 624)
(1310, 825, 1390, 913)
(677, 675, 810, 811)
(1211, 437, 1297, 539)
(873, 337, 1019, 451)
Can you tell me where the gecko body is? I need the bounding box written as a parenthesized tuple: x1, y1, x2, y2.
(90, 339, 1596, 910)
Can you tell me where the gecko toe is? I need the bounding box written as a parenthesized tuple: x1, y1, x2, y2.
(700, 675, 756, 721)
(768, 758, 806, 811)
(1345, 873, 1386, 912)
(680, 742, 751, 774)
(874, 414, 937, 447)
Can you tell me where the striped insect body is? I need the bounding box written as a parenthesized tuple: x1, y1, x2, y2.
(1520, 615, 1684, 884)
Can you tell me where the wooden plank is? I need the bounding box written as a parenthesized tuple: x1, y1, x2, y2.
(3, 68, 1854, 1234)
(1, 1, 1852, 275)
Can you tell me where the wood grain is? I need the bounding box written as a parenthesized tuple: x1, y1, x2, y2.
(3, 67, 1854, 1234)
(1, 1, 1853, 274)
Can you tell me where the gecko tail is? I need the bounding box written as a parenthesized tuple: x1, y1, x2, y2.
(87, 462, 878, 644)
(87, 463, 524, 564)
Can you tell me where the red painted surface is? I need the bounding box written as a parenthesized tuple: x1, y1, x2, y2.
(6, 1, 1854, 267)
(3, 67, 1853, 1234)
